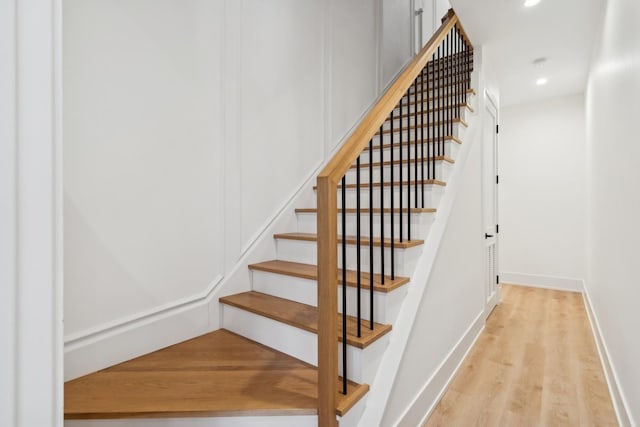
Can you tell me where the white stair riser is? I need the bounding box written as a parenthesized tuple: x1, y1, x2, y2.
(333, 184, 445, 210)
(374, 123, 465, 145)
(384, 107, 468, 128)
(275, 238, 422, 277)
(358, 141, 461, 163)
(250, 270, 408, 324)
(296, 212, 435, 240)
(338, 285, 407, 325)
(338, 333, 389, 384)
(251, 270, 316, 306)
(221, 304, 388, 383)
(344, 161, 453, 184)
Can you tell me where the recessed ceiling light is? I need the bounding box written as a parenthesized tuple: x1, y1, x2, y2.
(536, 77, 548, 85)
(524, 0, 541, 7)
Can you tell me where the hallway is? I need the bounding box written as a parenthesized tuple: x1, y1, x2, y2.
(425, 284, 617, 426)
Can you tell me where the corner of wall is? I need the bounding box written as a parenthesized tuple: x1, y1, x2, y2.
(582, 283, 635, 427)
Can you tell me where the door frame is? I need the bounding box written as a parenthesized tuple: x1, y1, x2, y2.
(483, 89, 500, 318)
(0, 1, 64, 425)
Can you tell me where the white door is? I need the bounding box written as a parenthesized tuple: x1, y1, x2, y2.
(483, 92, 500, 318)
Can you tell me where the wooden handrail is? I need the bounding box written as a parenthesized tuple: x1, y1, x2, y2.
(316, 9, 473, 426)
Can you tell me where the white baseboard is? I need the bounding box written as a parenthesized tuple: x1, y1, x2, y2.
(394, 311, 485, 427)
(582, 286, 635, 427)
(64, 300, 210, 380)
(500, 272, 584, 292)
(65, 415, 317, 427)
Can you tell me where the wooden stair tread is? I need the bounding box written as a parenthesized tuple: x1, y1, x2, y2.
(363, 135, 462, 151)
(376, 118, 468, 135)
(249, 260, 409, 293)
(313, 179, 447, 191)
(349, 156, 455, 169)
(220, 291, 392, 349)
(64, 329, 367, 419)
(274, 232, 424, 249)
(295, 207, 436, 214)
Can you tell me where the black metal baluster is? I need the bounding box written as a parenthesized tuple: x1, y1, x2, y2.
(432, 53, 437, 180)
(464, 41, 469, 103)
(414, 76, 418, 209)
(399, 96, 404, 242)
(427, 58, 431, 181)
(408, 82, 414, 241)
(440, 42, 444, 157)
(369, 138, 374, 326)
(341, 176, 347, 395)
(421, 65, 425, 208)
(390, 109, 395, 283)
(437, 44, 442, 158)
(448, 31, 452, 140)
(356, 155, 361, 338)
(379, 124, 385, 285)
(456, 26, 461, 123)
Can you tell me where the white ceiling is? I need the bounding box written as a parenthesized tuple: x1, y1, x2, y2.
(451, 0, 606, 106)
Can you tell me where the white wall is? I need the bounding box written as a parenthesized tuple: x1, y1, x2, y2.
(63, 0, 418, 378)
(64, 0, 226, 340)
(586, 0, 640, 423)
(380, 119, 485, 426)
(382, 0, 413, 88)
(499, 94, 587, 291)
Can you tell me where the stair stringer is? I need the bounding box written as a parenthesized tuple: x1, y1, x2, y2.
(350, 91, 482, 427)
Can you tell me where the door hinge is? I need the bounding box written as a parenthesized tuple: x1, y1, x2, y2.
(496, 275, 500, 284)
(496, 224, 499, 233)
(496, 124, 499, 134)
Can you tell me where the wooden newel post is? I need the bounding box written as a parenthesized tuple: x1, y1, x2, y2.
(317, 176, 338, 427)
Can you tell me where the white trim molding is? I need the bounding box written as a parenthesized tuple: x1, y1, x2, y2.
(583, 286, 635, 427)
(1, 0, 64, 425)
(500, 272, 584, 292)
(394, 312, 485, 427)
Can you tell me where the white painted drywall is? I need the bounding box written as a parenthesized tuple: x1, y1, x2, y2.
(585, 0, 640, 422)
(499, 94, 587, 290)
(240, 0, 325, 248)
(0, 0, 17, 423)
(382, 0, 413, 88)
(330, 0, 378, 150)
(380, 102, 484, 426)
(434, 0, 451, 25)
(63, 0, 226, 339)
(63, 0, 423, 378)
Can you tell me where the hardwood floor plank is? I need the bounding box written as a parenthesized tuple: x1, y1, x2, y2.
(64, 329, 368, 419)
(424, 284, 617, 427)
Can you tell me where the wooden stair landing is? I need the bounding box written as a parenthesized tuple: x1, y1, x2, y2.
(64, 329, 368, 419)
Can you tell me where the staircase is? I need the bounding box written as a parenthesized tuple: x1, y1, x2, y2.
(65, 10, 475, 427)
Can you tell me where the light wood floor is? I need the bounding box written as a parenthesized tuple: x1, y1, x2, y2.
(425, 284, 618, 427)
(64, 329, 367, 419)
